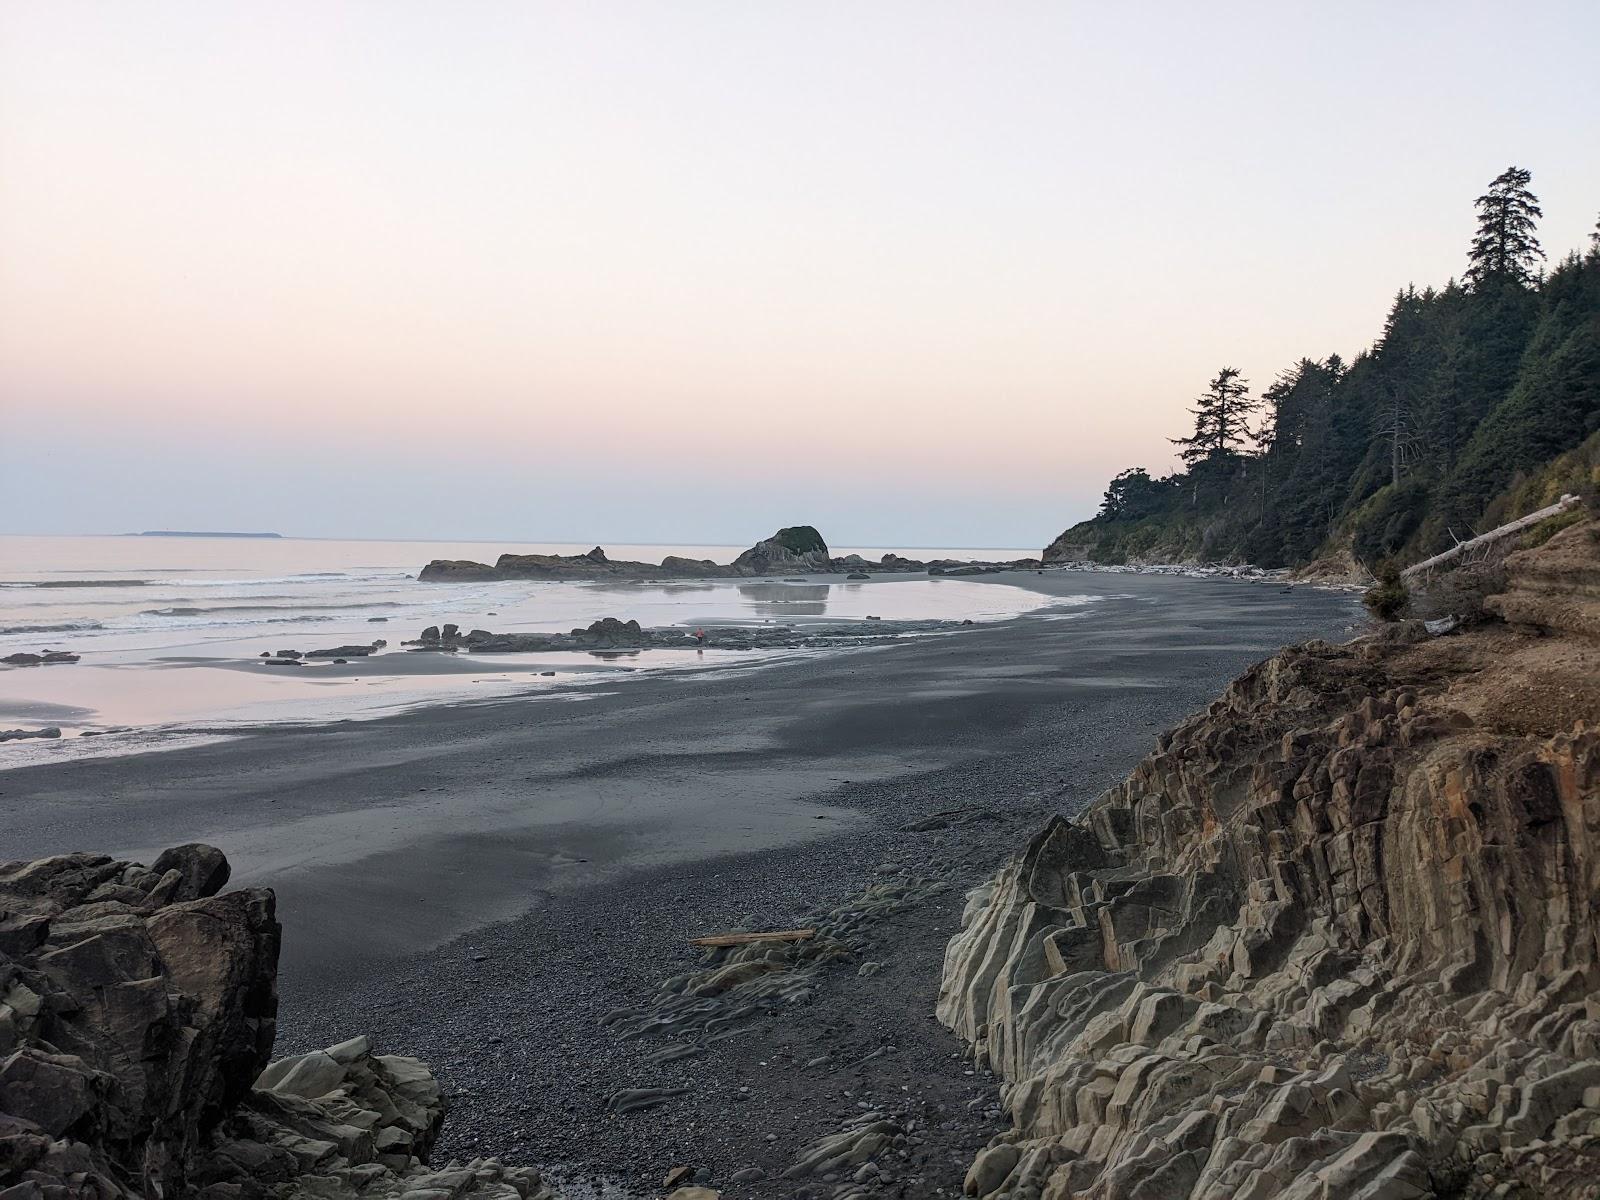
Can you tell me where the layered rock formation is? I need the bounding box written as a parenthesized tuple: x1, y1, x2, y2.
(0, 846, 556, 1200)
(940, 519, 1600, 1199)
(728, 526, 831, 575)
(1486, 520, 1600, 639)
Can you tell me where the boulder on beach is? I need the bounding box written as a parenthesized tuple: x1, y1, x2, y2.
(572, 617, 645, 646)
(2, 650, 80, 666)
(0, 844, 559, 1199)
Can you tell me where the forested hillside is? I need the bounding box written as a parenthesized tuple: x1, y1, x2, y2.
(1048, 168, 1600, 572)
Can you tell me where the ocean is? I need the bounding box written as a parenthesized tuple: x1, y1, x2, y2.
(0, 533, 1070, 762)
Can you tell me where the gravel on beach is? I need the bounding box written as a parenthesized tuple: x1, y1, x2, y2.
(0, 571, 1362, 1198)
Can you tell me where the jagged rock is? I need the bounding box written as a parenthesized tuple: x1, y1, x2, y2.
(0, 846, 562, 1200)
(784, 1115, 904, 1180)
(939, 522, 1600, 1199)
(150, 842, 231, 901)
(731, 526, 830, 574)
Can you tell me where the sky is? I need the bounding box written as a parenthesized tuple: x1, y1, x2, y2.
(3, 2, 1598, 549)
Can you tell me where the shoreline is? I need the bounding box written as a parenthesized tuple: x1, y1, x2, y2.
(0, 562, 1344, 760)
(0, 569, 1064, 754)
(0, 571, 1362, 1196)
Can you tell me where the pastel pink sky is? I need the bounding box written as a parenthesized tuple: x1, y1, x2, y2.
(3, 2, 1598, 546)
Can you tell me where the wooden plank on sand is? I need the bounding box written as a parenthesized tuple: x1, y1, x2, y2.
(689, 929, 816, 947)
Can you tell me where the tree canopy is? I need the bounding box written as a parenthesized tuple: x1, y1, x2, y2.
(1055, 167, 1600, 570)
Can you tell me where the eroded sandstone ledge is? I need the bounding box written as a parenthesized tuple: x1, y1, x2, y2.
(939, 520, 1600, 1199)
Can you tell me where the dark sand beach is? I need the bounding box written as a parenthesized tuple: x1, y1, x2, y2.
(0, 571, 1361, 1196)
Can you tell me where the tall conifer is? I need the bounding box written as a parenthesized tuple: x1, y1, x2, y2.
(1465, 167, 1544, 287)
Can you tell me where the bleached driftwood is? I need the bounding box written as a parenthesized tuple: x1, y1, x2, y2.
(1402, 494, 1581, 580)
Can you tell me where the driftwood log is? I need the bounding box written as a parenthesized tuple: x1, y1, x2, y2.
(1401, 493, 1580, 579)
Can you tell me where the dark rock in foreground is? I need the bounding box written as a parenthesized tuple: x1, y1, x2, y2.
(0, 845, 558, 1199)
(417, 526, 1038, 582)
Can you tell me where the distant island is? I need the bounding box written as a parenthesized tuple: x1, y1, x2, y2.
(128, 530, 284, 538)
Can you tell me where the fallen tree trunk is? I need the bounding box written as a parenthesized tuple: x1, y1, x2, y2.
(1401, 493, 1580, 579)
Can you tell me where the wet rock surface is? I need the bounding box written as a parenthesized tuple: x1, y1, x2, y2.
(402, 614, 984, 656)
(939, 525, 1600, 1199)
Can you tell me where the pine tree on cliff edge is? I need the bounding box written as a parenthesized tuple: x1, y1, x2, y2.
(1169, 366, 1258, 507)
(1170, 366, 1257, 466)
(1465, 166, 1544, 288)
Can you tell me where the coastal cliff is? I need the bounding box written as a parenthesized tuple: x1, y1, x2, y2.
(940, 519, 1600, 1198)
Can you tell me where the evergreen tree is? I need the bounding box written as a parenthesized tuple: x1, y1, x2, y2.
(1053, 172, 1600, 571)
(1170, 367, 1256, 466)
(1097, 468, 1169, 520)
(1465, 167, 1544, 288)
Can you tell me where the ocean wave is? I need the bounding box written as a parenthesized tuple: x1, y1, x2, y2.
(166, 571, 413, 588)
(0, 579, 148, 589)
(131, 614, 338, 628)
(140, 601, 406, 616)
(0, 621, 105, 635)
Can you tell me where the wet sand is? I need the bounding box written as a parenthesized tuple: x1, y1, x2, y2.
(0, 570, 1361, 1195)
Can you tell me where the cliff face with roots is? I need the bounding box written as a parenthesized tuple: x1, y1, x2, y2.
(940, 520, 1600, 1200)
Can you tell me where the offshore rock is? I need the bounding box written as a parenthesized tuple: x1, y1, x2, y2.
(0, 846, 560, 1200)
(940, 522, 1600, 1199)
(418, 525, 1036, 581)
(729, 525, 831, 574)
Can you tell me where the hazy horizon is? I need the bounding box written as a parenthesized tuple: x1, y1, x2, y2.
(4, 2, 1599, 547)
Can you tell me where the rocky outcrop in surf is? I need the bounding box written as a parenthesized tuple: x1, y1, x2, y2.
(404, 615, 980, 654)
(939, 519, 1600, 1199)
(417, 527, 1038, 582)
(0, 845, 558, 1200)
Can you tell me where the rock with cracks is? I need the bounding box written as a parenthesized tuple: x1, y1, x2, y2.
(939, 520, 1600, 1199)
(0, 845, 561, 1200)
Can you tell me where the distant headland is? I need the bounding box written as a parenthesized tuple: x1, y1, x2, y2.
(127, 530, 284, 538)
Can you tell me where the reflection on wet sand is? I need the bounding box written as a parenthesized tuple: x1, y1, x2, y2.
(736, 582, 831, 617)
